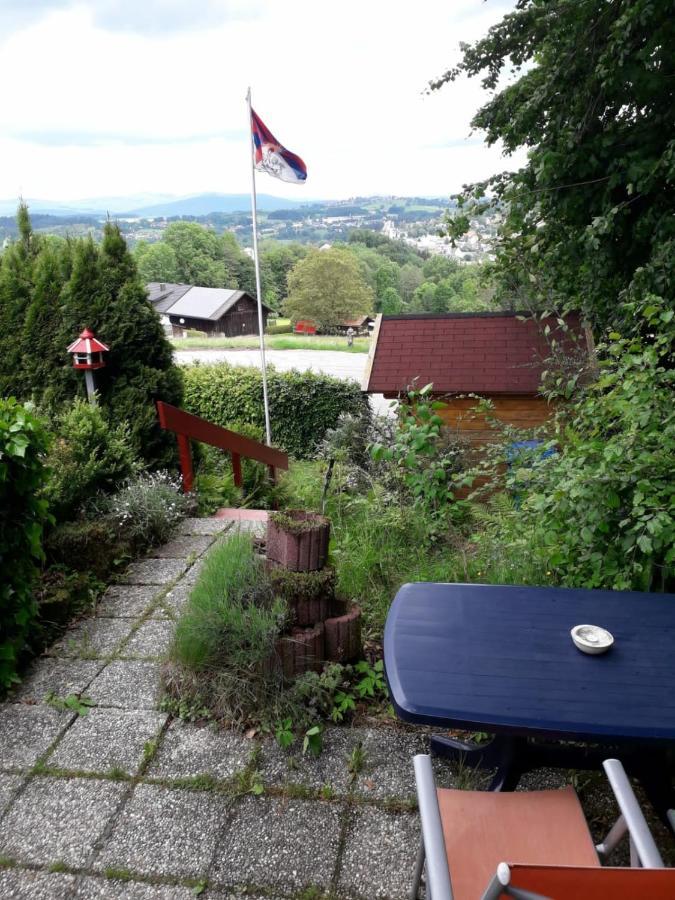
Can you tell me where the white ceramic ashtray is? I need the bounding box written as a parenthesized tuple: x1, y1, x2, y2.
(571, 624, 614, 655)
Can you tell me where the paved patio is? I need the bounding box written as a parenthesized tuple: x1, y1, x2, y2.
(0, 516, 457, 899)
(2, 515, 655, 898)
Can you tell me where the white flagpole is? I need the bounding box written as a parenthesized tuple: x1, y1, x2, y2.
(246, 86, 272, 447)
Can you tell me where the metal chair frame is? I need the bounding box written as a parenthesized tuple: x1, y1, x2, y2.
(411, 755, 669, 900)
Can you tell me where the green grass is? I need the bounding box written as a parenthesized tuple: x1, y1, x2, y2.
(165, 533, 287, 724)
(171, 334, 370, 353)
(276, 462, 552, 635)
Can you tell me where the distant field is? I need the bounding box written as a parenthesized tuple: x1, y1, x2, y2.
(171, 333, 370, 353)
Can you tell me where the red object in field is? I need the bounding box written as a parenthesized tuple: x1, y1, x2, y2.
(67, 328, 109, 370)
(294, 319, 317, 335)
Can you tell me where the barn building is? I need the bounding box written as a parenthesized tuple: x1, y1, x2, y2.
(147, 282, 271, 337)
(362, 312, 592, 444)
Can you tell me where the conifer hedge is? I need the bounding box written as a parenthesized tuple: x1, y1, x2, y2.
(0, 399, 51, 690)
(183, 363, 369, 458)
(0, 206, 183, 469)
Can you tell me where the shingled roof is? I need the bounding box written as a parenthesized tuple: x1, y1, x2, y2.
(362, 311, 587, 396)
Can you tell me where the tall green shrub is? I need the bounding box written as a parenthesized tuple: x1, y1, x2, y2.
(183, 363, 369, 458)
(508, 303, 674, 591)
(44, 399, 139, 521)
(0, 399, 51, 690)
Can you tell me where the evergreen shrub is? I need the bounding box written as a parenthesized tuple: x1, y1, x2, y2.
(183, 363, 369, 458)
(0, 399, 51, 690)
(44, 399, 139, 521)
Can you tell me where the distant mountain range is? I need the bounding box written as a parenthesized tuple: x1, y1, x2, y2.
(0, 192, 310, 218)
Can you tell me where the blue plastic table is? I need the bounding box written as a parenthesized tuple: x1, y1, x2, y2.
(384, 583, 675, 817)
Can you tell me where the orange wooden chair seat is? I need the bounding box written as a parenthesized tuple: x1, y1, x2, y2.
(436, 786, 599, 900)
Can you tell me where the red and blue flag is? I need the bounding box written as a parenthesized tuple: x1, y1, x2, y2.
(251, 108, 307, 185)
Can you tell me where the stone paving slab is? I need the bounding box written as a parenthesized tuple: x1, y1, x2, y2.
(154, 581, 191, 619)
(338, 805, 420, 900)
(48, 619, 134, 659)
(257, 727, 361, 797)
(74, 877, 196, 899)
(0, 704, 73, 770)
(146, 721, 251, 781)
(0, 868, 77, 899)
(118, 559, 187, 586)
(211, 796, 343, 892)
(146, 535, 214, 559)
(352, 727, 433, 801)
(8, 659, 101, 704)
(178, 517, 231, 536)
(96, 784, 231, 879)
(87, 661, 161, 710)
(0, 774, 24, 815)
(120, 621, 175, 659)
(0, 776, 126, 867)
(96, 586, 163, 619)
(48, 708, 168, 775)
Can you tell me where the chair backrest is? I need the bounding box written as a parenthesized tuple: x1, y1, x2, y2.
(507, 864, 675, 899)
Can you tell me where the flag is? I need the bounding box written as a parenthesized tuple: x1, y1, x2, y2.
(251, 108, 307, 184)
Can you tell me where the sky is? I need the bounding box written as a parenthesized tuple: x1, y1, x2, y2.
(0, 0, 525, 204)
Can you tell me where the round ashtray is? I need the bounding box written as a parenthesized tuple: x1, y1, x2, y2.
(571, 624, 614, 655)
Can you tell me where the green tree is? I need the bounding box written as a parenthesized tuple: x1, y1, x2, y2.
(94, 222, 184, 467)
(135, 241, 179, 283)
(399, 263, 423, 304)
(380, 286, 403, 314)
(0, 201, 41, 396)
(259, 241, 307, 305)
(412, 281, 438, 313)
(23, 244, 71, 404)
(284, 248, 374, 331)
(434, 0, 675, 332)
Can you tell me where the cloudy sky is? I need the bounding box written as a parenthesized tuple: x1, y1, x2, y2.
(0, 0, 524, 203)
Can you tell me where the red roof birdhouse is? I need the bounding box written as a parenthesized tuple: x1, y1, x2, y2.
(67, 328, 109, 370)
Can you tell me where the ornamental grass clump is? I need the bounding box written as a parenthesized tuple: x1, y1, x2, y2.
(165, 533, 287, 724)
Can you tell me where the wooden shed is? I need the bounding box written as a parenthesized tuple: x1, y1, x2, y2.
(147, 283, 271, 337)
(362, 312, 591, 444)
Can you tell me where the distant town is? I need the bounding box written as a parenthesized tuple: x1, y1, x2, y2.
(0, 194, 499, 262)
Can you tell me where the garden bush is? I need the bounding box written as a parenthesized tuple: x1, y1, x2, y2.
(183, 362, 369, 458)
(43, 399, 139, 521)
(96, 470, 191, 549)
(265, 322, 293, 335)
(0, 399, 51, 691)
(513, 304, 675, 592)
(45, 519, 122, 579)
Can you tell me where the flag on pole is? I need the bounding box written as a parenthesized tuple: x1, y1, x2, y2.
(251, 108, 307, 184)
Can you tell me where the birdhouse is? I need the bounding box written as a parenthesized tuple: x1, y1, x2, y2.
(67, 328, 109, 370)
(67, 328, 109, 405)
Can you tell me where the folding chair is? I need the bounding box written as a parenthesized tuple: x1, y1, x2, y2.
(412, 754, 674, 899)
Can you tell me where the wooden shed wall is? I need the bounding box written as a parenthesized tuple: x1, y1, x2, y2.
(434, 394, 555, 445)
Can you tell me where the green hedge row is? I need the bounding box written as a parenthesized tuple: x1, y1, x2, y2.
(265, 322, 293, 335)
(0, 399, 51, 690)
(183, 363, 369, 458)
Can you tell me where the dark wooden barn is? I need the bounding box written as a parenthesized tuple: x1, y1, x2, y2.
(147, 283, 271, 337)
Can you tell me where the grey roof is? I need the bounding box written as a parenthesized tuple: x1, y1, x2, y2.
(146, 282, 192, 314)
(168, 287, 272, 320)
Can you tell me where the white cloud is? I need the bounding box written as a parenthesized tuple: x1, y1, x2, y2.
(0, 0, 525, 202)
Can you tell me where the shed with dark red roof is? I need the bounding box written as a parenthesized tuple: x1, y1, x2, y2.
(362, 312, 591, 444)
